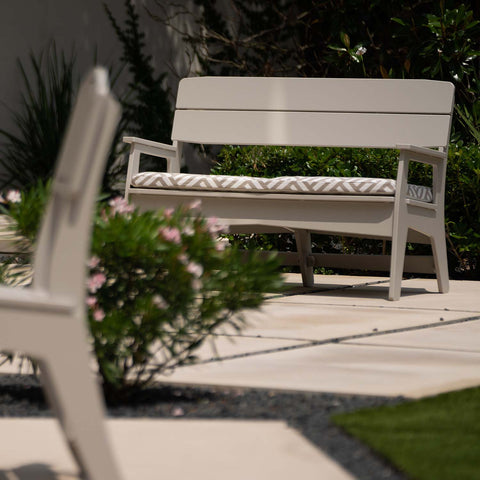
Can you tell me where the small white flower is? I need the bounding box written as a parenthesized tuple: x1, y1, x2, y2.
(186, 261, 203, 278)
(6, 190, 21, 203)
(152, 294, 168, 310)
(355, 46, 367, 56)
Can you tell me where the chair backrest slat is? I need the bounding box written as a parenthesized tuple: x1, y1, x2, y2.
(172, 77, 454, 150)
(33, 68, 121, 298)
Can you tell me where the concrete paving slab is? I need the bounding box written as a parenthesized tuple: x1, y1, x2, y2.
(0, 337, 308, 376)
(236, 303, 461, 341)
(345, 318, 480, 353)
(277, 275, 480, 313)
(170, 335, 309, 363)
(160, 342, 480, 398)
(0, 418, 354, 480)
(281, 273, 388, 288)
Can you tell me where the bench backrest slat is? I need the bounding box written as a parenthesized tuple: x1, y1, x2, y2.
(172, 77, 454, 149)
(173, 111, 451, 148)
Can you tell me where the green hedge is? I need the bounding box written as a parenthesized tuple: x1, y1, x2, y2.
(212, 144, 480, 279)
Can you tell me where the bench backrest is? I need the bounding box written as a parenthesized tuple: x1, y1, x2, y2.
(172, 77, 454, 149)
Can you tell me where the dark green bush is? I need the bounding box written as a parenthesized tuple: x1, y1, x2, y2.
(154, 0, 480, 143)
(213, 144, 480, 279)
(104, 0, 173, 146)
(0, 45, 75, 190)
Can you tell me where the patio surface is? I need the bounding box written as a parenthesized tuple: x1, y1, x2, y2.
(0, 273, 478, 479)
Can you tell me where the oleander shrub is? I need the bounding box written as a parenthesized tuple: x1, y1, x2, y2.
(0, 186, 282, 400)
(213, 144, 480, 279)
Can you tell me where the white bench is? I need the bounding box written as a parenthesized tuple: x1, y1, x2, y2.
(124, 77, 455, 300)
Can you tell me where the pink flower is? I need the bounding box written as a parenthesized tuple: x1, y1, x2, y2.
(87, 273, 107, 293)
(178, 254, 188, 264)
(87, 256, 100, 269)
(207, 217, 227, 235)
(189, 200, 202, 211)
(6, 190, 21, 204)
(171, 406, 185, 417)
(159, 226, 181, 244)
(215, 240, 227, 251)
(186, 261, 203, 278)
(93, 308, 105, 322)
(86, 296, 97, 308)
(108, 196, 134, 215)
(163, 208, 174, 219)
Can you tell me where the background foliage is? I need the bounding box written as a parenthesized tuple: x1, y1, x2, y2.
(213, 144, 480, 279)
(154, 0, 479, 143)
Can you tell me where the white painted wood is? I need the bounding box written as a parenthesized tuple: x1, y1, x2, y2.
(172, 111, 451, 148)
(124, 76, 454, 300)
(252, 251, 436, 274)
(177, 77, 455, 114)
(294, 230, 314, 287)
(0, 68, 124, 480)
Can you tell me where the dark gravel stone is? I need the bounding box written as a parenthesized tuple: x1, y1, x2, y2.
(0, 374, 408, 480)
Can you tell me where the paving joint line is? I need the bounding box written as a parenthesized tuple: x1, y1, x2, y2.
(265, 279, 391, 299)
(267, 300, 480, 315)
(191, 314, 480, 365)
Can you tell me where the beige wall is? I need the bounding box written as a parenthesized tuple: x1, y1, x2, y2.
(0, 0, 201, 168)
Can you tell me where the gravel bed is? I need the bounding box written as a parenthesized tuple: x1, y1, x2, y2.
(0, 374, 409, 480)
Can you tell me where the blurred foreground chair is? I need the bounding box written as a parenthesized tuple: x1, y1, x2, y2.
(0, 68, 123, 480)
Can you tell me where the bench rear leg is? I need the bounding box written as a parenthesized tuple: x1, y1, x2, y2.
(294, 229, 314, 287)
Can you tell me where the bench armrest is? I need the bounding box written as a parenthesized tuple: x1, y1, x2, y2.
(124, 137, 182, 196)
(123, 136, 177, 157)
(396, 144, 447, 165)
(395, 145, 448, 208)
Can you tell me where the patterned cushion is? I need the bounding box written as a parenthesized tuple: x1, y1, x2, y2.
(132, 172, 433, 202)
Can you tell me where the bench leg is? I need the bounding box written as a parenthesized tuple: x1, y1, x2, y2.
(389, 225, 408, 301)
(431, 227, 450, 294)
(294, 229, 314, 287)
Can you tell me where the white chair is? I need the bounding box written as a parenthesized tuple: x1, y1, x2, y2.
(0, 68, 123, 480)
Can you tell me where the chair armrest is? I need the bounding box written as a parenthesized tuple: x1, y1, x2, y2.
(0, 286, 74, 314)
(396, 144, 447, 165)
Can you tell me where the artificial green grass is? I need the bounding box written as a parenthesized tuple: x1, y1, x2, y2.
(332, 387, 480, 480)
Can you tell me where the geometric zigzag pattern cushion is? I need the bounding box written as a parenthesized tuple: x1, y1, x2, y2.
(132, 172, 433, 203)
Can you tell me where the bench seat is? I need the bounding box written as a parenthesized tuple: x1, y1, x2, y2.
(132, 172, 433, 202)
